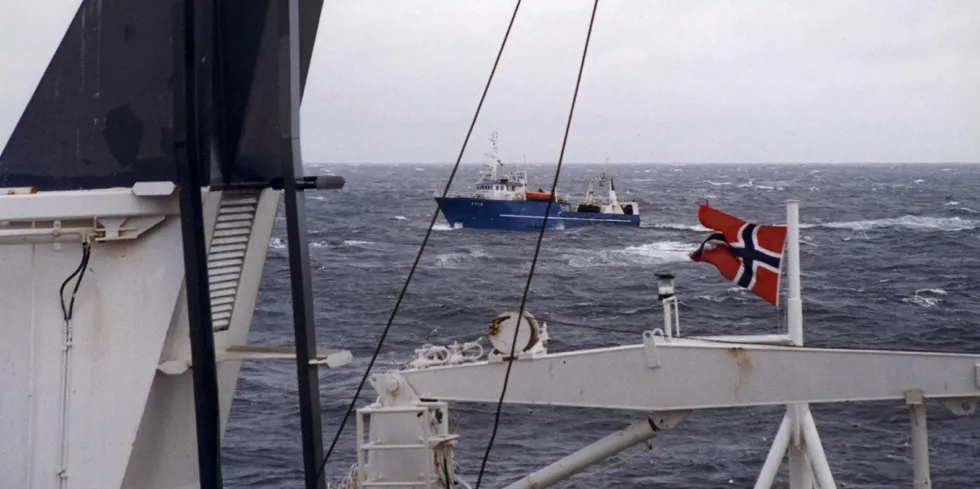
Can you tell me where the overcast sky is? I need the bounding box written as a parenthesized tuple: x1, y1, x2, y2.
(3, 0, 978, 164)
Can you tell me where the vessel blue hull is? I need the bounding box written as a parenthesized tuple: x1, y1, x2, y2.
(435, 197, 640, 230)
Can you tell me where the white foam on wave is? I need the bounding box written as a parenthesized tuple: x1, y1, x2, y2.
(735, 179, 781, 191)
(433, 248, 491, 268)
(565, 241, 693, 268)
(812, 215, 977, 232)
(269, 237, 332, 249)
(393, 215, 408, 221)
(432, 222, 461, 231)
(903, 288, 947, 308)
(647, 215, 974, 235)
(342, 240, 374, 248)
(738, 183, 776, 190)
(646, 222, 709, 232)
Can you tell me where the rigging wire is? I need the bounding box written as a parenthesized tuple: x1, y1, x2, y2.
(313, 0, 526, 481)
(473, 1, 601, 487)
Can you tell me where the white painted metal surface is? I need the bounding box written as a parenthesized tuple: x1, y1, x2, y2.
(800, 406, 836, 488)
(355, 402, 457, 488)
(0, 187, 179, 221)
(395, 338, 980, 409)
(208, 190, 264, 332)
(121, 188, 283, 489)
(156, 345, 354, 375)
(783, 200, 814, 489)
(755, 413, 791, 488)
(0, 186, 344, 489)
(906, 389, 932, 489)
(660, 295, 679, 338)
(0, 187, 191, 489)
(501, 412, 687, 489)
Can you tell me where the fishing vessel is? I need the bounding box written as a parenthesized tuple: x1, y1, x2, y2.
(435, 134, 640, 230)
(1, 1, 977, 489)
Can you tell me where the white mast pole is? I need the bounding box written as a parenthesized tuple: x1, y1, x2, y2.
(786, 200, 815, 488)
(787, 200, 803, 345)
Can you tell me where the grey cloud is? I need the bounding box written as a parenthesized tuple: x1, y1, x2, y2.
(2, 0, 977, 164)
(301, 0, 979, 164)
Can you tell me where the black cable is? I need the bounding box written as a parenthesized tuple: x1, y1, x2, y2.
(59, 242, 92, 322)
(473, 1, 601, 486)
(313, 0, 526, 481)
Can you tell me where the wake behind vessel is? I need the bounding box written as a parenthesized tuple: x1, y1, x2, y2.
(435, 138, 640, 230)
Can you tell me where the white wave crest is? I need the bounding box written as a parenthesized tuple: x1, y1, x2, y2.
(903, 288, 946, 308)
(269, 237, 332, 249)
(432, 222, 461, 231)
(646, 222, 709, 232)
(433, 248, 491, 268)
(565, 241, 693, 268)
(812, 215, 976, 232)
(342, 240, 374, 248)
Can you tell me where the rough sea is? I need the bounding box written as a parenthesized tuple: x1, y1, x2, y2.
(223, 163, 980, 488)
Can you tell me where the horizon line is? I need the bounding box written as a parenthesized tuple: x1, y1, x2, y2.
(305, 160, 980, 165)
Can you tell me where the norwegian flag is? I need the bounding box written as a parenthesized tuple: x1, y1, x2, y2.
(689, 203, 787, 306)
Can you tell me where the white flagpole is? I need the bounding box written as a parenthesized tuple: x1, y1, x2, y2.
(787, 200, 803, 345)
(786, 200, 829, 488)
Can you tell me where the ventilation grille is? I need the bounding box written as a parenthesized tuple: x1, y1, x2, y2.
(207, 190, 261, 332)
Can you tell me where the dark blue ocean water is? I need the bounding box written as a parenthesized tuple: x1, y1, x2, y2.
(224, 163, 980, 488)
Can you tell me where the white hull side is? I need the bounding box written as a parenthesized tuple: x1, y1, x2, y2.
(0, 187, 279, 489)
